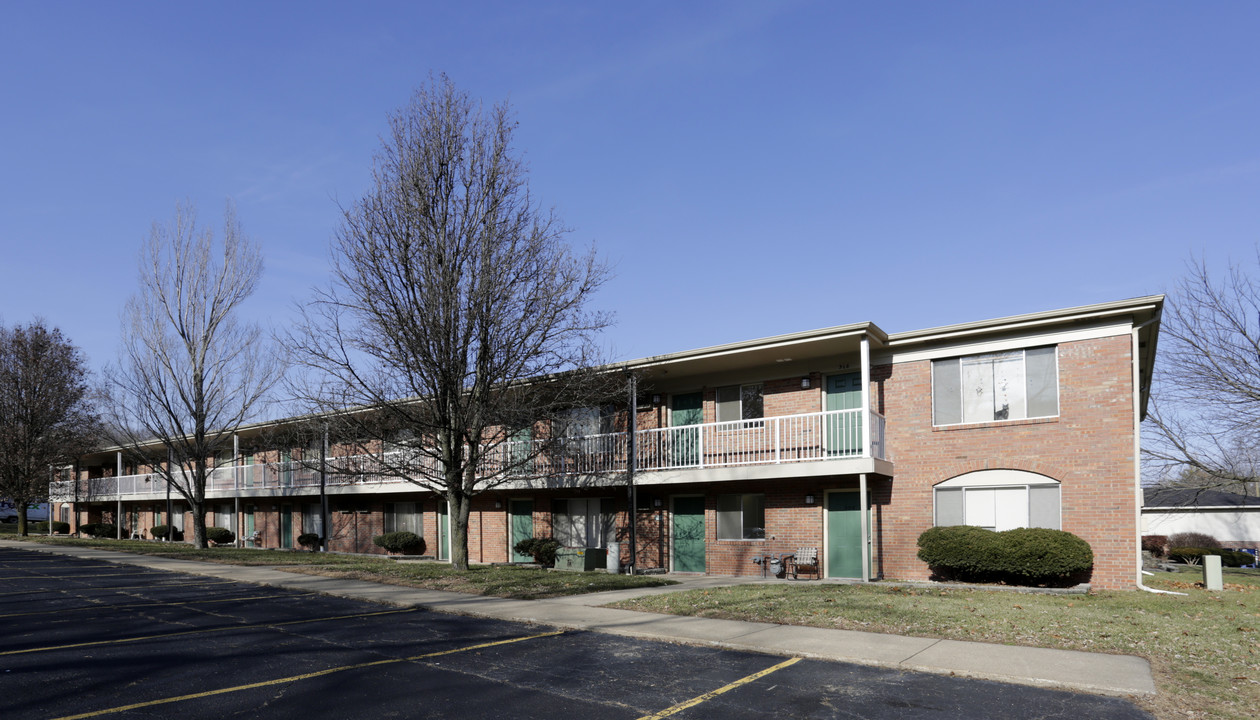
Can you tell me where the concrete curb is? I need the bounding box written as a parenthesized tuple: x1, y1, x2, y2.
(1, 541, 1157, 697)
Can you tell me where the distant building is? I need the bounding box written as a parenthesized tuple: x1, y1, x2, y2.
(1142, 487, 1260, 547)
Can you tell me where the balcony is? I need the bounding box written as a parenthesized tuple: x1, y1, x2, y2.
(49, 408, 888, 501)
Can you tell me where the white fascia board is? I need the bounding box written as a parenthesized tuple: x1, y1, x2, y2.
(876, 319, 1133, 365)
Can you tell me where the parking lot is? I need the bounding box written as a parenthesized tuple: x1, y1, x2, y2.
(0, 547, 1152, 719)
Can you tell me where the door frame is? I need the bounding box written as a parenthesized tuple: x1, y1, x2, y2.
(669, 494, 707, 573)
(824, 372, 864, 455)
(823, 489, 871, 579)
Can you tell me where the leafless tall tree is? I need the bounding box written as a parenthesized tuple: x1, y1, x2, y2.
(1145, 252, 1260, 497)
(104, 202, 284, 548)
(288, 75, 613, 570)
(0, 321, 98, 535)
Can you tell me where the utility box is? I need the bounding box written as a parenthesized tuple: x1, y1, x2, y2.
(1204, 554, 1224, 591)
(554, 547, 607, 572)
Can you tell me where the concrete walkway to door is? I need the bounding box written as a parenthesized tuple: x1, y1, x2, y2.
(1, 541, 1156, 699)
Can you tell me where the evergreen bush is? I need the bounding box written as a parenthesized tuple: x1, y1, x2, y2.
(917, 525, 1093, 585)
(205, 527, 235, 544)
(151, 525, 184, 541)
(373, 531, 424, 553)
(513, 537, 561, 567)
(297, 533, 322, 550)
(32, 521, 70, 534)
(79, 523, 117, 539)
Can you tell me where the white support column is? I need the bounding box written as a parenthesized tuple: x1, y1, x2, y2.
(116, 452, 123, 540)
(233, 433, 241, 547)
(860, 335, 871, 459)
(859, 473, 870, 582)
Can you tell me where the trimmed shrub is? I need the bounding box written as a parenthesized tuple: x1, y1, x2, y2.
(373, 531, 424, 553)
(32, 521, 70, 534)
(205, 527, 235, 545)
(918, 526, 1093, 585)
(1141, 534, 1169, 557)
(1000, 527, 1093, 579)
(1169, 547, 1256, 567)
(80, 523, 118, 539)
(297, 533, 322, 551)
(917, 526, 1004, 580)
(151, 525, 184, 541)
(513, 537, 561, 567)
(1169, 531, 1221, 550)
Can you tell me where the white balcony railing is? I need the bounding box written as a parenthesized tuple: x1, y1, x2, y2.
(48, 408, 888, 501)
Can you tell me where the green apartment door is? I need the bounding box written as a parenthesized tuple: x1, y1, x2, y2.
(672, 496, 706, 572)
(826, 373, 863, 456)
(826, 492, 864, 578)
(671, 393, 703, 466)
(438, 500, 450, 561)
(509, 499, 534, 562)
(280, 504, 293, 549)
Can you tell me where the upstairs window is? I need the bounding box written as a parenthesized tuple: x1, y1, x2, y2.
(716, 384, 764, 425)
(932, 347, 1058, 426)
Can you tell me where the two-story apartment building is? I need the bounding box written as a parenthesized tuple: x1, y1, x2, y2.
(50, 296, 1161, 590)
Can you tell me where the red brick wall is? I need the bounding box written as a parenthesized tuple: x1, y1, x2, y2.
(876, 334, 1138, 589)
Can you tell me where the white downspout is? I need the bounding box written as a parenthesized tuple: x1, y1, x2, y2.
(1132, 314, 1185, 595)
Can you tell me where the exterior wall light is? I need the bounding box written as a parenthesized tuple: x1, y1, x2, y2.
(651, 394, 661, 405)
(801, 377, 811, 389)
(805, 495, 815, 505)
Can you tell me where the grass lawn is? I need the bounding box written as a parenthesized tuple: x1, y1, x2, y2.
(8, 535, 676, 600)
(609, 570, 1260, 720)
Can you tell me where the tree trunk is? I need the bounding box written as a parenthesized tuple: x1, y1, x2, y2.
(448, 490, 472, 571)
(16, 506, 27, 537)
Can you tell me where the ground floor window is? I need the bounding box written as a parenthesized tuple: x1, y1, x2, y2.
(717, 493, 765, 539)
(303, 503, 325, 536)
(214, 504, 234, 531)
(933, 470, 1060, 531)
(553, 498, 615, 548)
(383, 502, 420, 534)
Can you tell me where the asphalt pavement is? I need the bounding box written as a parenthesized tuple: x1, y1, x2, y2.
(0, 540, 1157, 701)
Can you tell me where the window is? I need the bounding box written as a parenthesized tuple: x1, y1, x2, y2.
(717, 493, 765, 539)
(933, 470, 1060, 531)
(558, 406, 616, 437)
(716, 384, 764, 424)
(552, 498, 615, 547)
(215, 504, 234, 531)
(932, 347, 1058, 426)
(384, 502, 421, 534)
(303, 503, 325, 536)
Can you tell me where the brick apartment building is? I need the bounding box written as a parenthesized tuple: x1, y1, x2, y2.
(50, 296, 1162, 590)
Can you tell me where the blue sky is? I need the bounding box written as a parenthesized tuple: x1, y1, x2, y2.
(1, 1, 1257, 376)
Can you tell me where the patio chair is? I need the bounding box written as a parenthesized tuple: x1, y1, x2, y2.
(790, 547, 820, 580)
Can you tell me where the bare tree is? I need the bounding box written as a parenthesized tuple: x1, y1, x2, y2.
(1145, 252, 1260, 497)
(104, 202, 284, 548)
(0, 321, 98, 535)
(288, 75, 613, 570)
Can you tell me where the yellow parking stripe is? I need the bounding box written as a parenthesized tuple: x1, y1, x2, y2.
(0, 608, 414, 656)
(49, 630, 565, 720)
(635, 657, 802, 720)
(0, 592, 318, 619)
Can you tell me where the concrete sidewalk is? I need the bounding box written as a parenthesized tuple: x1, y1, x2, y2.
(3, 541, 1156, 698)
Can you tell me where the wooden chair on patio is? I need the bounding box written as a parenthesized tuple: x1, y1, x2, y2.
(789, 547, 820, 580)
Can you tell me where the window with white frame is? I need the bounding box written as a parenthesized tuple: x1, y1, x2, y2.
(716, 384, 764, 424)
(932, 347, 1058, 426)
(384, 502, 421, 535)
(214, 504, 234, 532)
(717, 493, 765, 539)
(558, 406, 616, 437)
(552, 498, 615, 547)
(933, 470, 1061, 531)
